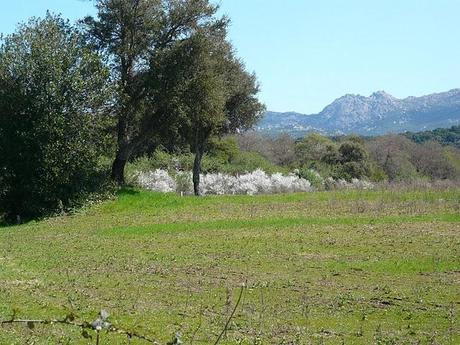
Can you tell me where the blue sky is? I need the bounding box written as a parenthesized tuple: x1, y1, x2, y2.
(1, 0, 459, 114)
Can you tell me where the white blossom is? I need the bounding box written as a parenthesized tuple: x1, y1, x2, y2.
(136, 168, 314, 195)
(137, 169, 176, 193)
(324, 177, 374, 190)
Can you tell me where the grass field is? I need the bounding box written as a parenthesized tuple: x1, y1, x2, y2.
(0, 189, 459, 344)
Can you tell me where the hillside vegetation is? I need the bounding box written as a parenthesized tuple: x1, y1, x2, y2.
(404, 125, 460, 149)
(1, 189, 459, 344)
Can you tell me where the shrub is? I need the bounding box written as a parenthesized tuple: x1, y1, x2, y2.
(411, 141, 457, 180)
(235, 132, 296, 166)
(324, 177, 374, 191)
(296, 168, 324, 190)
(136, 169, 312, 195)
(228, 151, 287, 174)
(137, 170, 177, 193)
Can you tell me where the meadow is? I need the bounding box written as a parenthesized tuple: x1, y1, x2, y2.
(0, 188, 459, 344)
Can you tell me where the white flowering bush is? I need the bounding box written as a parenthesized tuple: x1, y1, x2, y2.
(350, 178, 374, 190)
(136, 169, 313, 195)
(200, 172, 237, 195)
(137, 169, 177, 193)
(324, 177, 374, 190)
(234, 169, 272, 195)
(135, 168, 374, 195)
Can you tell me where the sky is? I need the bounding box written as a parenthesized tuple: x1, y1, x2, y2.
(0, 0, 459, 114)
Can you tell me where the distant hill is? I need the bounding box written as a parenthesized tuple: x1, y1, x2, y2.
(257, 89, 460, 137)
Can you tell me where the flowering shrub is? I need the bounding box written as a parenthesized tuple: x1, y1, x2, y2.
(135, 169, 374, 195)
(137, 169, 177, 193)
(295, 168, 325, 189)
(324, 177, 374, 190)
(136, 169, 313, 195)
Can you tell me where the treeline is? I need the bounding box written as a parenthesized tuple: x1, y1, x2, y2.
(126, 130, 460, 190)
(0, 1, 264, 221)
(404, 125, 460, 149)
(1, 2, 458, 222)
(233, 131, 460, 185)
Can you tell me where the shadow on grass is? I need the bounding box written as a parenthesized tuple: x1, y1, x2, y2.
(117, 186, 141, 196)
(0, 216, 30, 228)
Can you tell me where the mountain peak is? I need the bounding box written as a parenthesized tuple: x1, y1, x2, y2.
(258, 88, 460, 136)
(370, 90, 395, 99)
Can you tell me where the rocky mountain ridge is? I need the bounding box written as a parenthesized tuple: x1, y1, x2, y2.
(258, 89, 460, 137)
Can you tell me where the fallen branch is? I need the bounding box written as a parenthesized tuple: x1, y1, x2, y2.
(214, 283, 245, 345)
(1, 311, 160, 344)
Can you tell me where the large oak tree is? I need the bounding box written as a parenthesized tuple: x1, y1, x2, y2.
(84, 0, 228, 184)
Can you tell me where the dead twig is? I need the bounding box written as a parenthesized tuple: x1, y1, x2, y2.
(1, 312, 160, 344)
(213, 283, 245, 345)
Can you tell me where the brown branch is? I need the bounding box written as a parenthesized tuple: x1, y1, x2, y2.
(1, 315, 160, 344)
(0, 318, 88, 329)
(213, 283, 245, 345)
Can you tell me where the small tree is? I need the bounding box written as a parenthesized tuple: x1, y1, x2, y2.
(159, 31, 264, 195)
(0, 14, 111, 220)
(336, 141, 371, 180)
(295, 133, 339, 166)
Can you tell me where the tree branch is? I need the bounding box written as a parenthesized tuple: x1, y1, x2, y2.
(213, 283, 245, 345)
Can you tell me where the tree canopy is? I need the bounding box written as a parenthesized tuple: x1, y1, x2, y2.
(0, 14, 111, 220)
(0, 1, 265, 219)
(83, 0, 233, 184)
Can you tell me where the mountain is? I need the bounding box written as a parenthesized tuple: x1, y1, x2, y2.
(257, 89, 460, 137)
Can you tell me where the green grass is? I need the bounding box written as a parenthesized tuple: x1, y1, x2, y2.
(0, 188, 459, 344)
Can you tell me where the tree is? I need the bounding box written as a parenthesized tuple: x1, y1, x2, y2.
(411, 141, 457, 180)
(158, 30, 264, 195)
(336, 140, 370, 179)
(295, 133, 339, 166)
(84, 0, 227, 184)
(0, 14, 111, 220)
(366, 135, 420, 181)
(266, 134, 296, 166)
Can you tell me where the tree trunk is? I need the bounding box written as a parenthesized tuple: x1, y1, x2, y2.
(111, 115, 131, 185)
(193, 146, 204, 196)
(111, 151, 128, 185)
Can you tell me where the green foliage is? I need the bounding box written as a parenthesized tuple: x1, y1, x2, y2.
(152, 28, 264, 193)
(339, 141, 368, 163)
(0, 14, 112, 220)
(85, 0, 236, 184)
(294, 134, 372, 181)
(208, 137, 240, 163)
(404, 125, 460, 149)
(295, 133, 339, 166)
(223, 151, 284, 174)
(126, 144, 284, 179)
(333, 140, 371, 179)
(296, 167, 324, 189)
(368, 163, 388, 182)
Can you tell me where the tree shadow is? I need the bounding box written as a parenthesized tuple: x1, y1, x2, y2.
(117, 187, 140, 196)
